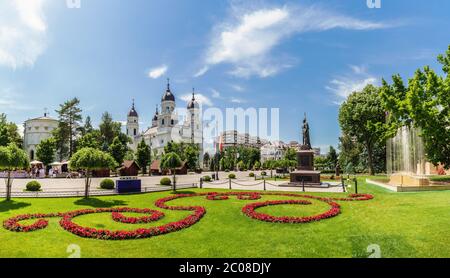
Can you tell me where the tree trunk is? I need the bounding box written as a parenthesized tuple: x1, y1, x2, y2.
(6, 171, 12, 201)
(84, 170, 91, 198)
(172, 170, 176, 192)
(367, 142, 374, 176)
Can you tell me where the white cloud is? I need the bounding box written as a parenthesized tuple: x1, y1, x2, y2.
(211, 89, 221, 98)
(0, 0, 48, 69)
(180, 93, 213, 107)
(230, 84, 245, 92)
(230, 97, 246, 104)
(326, 65, 379, 104)
(202, 4, 389, 78)
(0, 87, 33, 111)
(193, 66, 209, 77)
(148, 64, 168, 79)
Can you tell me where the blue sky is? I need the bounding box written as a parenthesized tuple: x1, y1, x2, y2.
(1, 0, 449, 152)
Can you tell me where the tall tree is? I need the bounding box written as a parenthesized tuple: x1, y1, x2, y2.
(338, 84, 387, 175)
(109, 136, 128, 165)
(55, 98, 83, 157)
(80, 115, 94, 136)
(327, 146, 338, 169)
(381, 45, 450, 169)
(36, 138, 56, 174)
(99, 112, 122, 148)
(136, 139, 151, 175)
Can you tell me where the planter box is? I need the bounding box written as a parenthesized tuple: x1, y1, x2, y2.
(116, 178, 141, 193)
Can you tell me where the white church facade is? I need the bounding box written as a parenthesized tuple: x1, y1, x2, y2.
(126, 80, 203, 165)
(23, 113, 59, 160)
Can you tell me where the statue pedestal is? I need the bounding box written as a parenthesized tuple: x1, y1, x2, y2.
(289, 150, 321, 185)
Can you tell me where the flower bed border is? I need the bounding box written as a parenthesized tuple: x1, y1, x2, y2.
(3, 192, 373, 240)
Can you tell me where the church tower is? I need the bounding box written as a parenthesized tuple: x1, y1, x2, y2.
(187, 88, 203, 167)
(152, 104, 159, 127)
(127, 99, 139, 138)
(160, 78, 176, 128)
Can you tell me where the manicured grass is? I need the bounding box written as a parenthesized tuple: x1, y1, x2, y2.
(1, 178, 450, 258)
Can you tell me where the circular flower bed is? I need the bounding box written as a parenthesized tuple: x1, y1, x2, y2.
(3, 192, 374, 240)
(242, 199, 340, 223)
(111, 208, 165, 224)
(206, 193, 229, 200)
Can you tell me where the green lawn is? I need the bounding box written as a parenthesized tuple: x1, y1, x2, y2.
(1, 177, 450, 258)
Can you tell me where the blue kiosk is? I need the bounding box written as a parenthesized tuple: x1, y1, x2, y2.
(116, 177, 142, 194)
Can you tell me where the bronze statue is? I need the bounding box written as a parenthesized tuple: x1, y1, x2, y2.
(302, 113, 311, 150)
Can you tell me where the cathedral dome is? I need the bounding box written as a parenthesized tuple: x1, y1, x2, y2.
(162, 79, 175, 102)
(187, 91, 199, 109)
(128, 100, 138, 117)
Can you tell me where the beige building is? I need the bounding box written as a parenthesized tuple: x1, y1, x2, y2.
(23, 113, 59, 160)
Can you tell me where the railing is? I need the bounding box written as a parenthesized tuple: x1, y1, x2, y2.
(0, 183, 197, 198)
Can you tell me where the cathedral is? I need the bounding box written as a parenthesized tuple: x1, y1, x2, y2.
(126, 80, 203, 165)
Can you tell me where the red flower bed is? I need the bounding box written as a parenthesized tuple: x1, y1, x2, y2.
(3, 191, 374, 240)
(111, 208, 165, 224)
(206, 193, 229, 200)
(242, 199, 341, 223)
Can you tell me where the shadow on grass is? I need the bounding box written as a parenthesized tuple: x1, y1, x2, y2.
(74, 198, 128, 208)
(0, 200, 31, 212)
(172, 190, 197, 195)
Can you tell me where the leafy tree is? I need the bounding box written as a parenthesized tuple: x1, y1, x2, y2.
(338, 84, 387, 175)
(70, 148, 117, 198)
(381, 45, 450, 169)
(237, 161, 245, 171)
(82, 116, 94, 135)
(254, 161, 261, 170)
(99, 112, 122, 148)
(184, 144, 199, 170)
(77, 130, 102, 149)
(284, 147, 297, 161)
(124, 149, 135, 161)
(55, 98, 83, 157)
(338, 133, 364, 172)
(161, 152, 182, 192)
(36, 138, 56, 174)
(136, 139, 151, 175)
(0, 144, 29, 201)
(0, 114, 22, 147)
(108, 136, 128, 165)
(327, 146, 338, 169)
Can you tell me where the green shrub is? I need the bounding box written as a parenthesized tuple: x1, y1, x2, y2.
(100, 179, 115, 190)
(26, 181, 41, 192)
(228, 173, 236, 179)
(160, 177, 172, 186)
(202, 175, 212, 182)
(225, 169, 230, 172)
(261, 171, 267, 176)
(249, 172, 255, 177)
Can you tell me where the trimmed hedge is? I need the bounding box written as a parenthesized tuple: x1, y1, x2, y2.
(228, 173, 236, 179)
(100, 179, 115, 190)
(249, 172, 255, 177)
(202, 175, 212, 182)
(26, 181, 41, 192)
(160, 177, 172, 186)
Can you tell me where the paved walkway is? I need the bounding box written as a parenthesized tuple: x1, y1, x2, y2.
(0, 171, 345, 197)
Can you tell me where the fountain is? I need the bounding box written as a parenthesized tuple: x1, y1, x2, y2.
(386, 126, 430, 186)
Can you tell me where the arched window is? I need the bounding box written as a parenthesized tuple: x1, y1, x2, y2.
(162, 119, 165, 126)
(134, 129, 137, 136)
(171, 119, 174, 125)
(30, 150, 34, 160)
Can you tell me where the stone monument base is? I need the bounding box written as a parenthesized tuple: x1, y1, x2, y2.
(290, 170, 321, 185)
